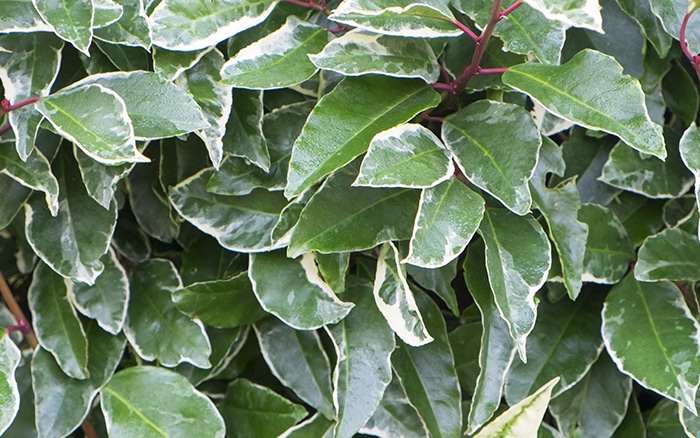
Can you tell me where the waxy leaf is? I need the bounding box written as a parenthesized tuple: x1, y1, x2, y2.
(281, 413, 334, 437)
(0, 0, 51, 33)
(37, 84, 146, 165)
(374, 242, 432, 346)
(361, 378, 427, 437)
(172, 272, 266, 328)
(636, 228, 700, 281)
(73, 147, 133, 209)
(32, 321, 125, 438)
(32, 0, 92, 53)
(249, 251, 353, 330)
(649, 0, 700, 53)
(67, 71, 209, 141)
(149, 0, 278, 51)
(124, 259, 212, 368)
(169, 168, 289, 252)
(353, 123, 453, 189)
(503, 49, 666, 160)
(219, 378, 307, 437)
(478, 208, 551, 360)
(285, 75, 440, 198)
(0, 142, 58, 216)
(442, 100, 542, 215)
(404, 179, 484, 269)
(221, 17, 329, 89)
(602, 275, 700, 413)
(309, 29, 441, 82)
(392, 290, 462, 438)
(224, 89, 270, 171)
(0, 335, 21, 436)
(152, 47, 209, 81)
(617, 0, 672, 57)
(93, 0, 123, 28)
(288, 162, 420, 257)
(406, 260, 459, 315)
(0, 174, 30, 229)
(326, 278, 395, 438)
(474, 377, 560, 438)
(28, 262, 88, 380)
(102, 366, 225, 437)
(680, 124, 700, 237)
(255, 317, 335, 419)
(520, 0, 602, 31)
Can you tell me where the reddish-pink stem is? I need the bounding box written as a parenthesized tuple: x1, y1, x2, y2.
(680, 10, 700, 81)
(1, 97, 40, 113)
(281, 0, 325, 10)
(500, 1, 522, 18)
(478, 67, 509, 75)
(0, 124, 11, 136)
(452, 20, 479, 42)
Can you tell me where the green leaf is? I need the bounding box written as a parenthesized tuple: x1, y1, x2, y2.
(0, 175, 31, 231)
(25, 149, 117, 285)
(617, 0, 673, 57)
(249, 251, 353, 329)
(0, 33, 63, 159)
(681, 124, 700, 237)
(219, 378, 307, 437)
(281, 412, 334, 437)
(374, 242, 432, 346)
(176, 326, 244, 386)
(530, 138, 588, 299)
(31, 0, 92, 53)
(361, 378, 427, 437)
(73, 146, 133, 209)
(288, 162, 420, 257)
(406, 260, 459, 315)
(613, 394, 645, 438)
(635, 228, 700, 281)
(102, 366, 225, 437)
(172, 272, 266, 328)
(478, 208, 551, 360)
(32, 321, 125, 438)
(326, 278, 395, 438)
(505, 290, 605, 404)
(502, 49, 666, 160)
(649, 0, 700, 53)
(224, 89, 270, 171)
(285, 75, 440, 198)
(353, 123, 453, 189)
(578, 203, 635, 284)
(442, 100, 542, 215)
(0, 0, 52, 32)
(473, 377, 560, 438)
(28, 262, 88, 380)
(93, 0, 123, 28)
(68, 249, 129, 335)
(520, 0, 602, 31)
(125, 259, 212, 368)
(254, 316, 335, 419)
(464, 242, 517, 435)
(169, 168, 289, 252)
(148, 0, 278, 51)
(602, 274, 700, 413)
(549, 352, 633, 438)
(0, 142, 59, 216)
(315, 252, 350, 294)
(329, 0, 462, 38)
(93, 0, 151, 48)
(392, 290, 462, 438)
(0, 335, 21, 436)
(152, 46, 208, 80)
(220, 17, 329, 89)
(663, 60, 699, 126)
(309, 29, 441, 82)
(179, 234, 246, 285)
(37, 84, 147, 165)
(68, 71, 209, 141)
(405, 179, 484, 268)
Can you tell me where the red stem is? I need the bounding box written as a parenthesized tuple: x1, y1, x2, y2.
(452, 20, 479, 42)
(1, 97, 40, 113)
(280, 0, 325, 10)
(500, 1, 522, 18)
(478, 67, 509, 75)
(680, 9, 700, 81)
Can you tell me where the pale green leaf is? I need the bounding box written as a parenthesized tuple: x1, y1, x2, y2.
(360, 378, 427, 437)
(520, 0, 602, 31)
(0, 334, 21, 436)
(0, 0, 52, 32)
(315, 252, 350, 294)
(102, 366, 225, 437)
(219, 378, 307, 437)
(406, 260, 459, 316)
(176, 326, 244, 386)
(73, 146, 133, 210)
(474, 377, 560, 438)
(152, 46, 209, 81)
(680, 124, 700, 237)
(93, 0, 123, 28)
(602, 274, 700, 413)
(0, 143, 59, 216)
(649, 0, 700, 53)
(404, 179, 484, 268)
(124, 259, 212, 368)
(169, 168, 289, 252)
(28, 262, 88, 380)
(617, 0, 673, 57)
(309, 29, 441, 82)
(392, 290, 462, 438)
(249, 251, 353, 330)
(0, 181, 30, 231)
(32, 321, 125, 438)
(224, 89, 270, 171)
(254, 316, 335, 419)
(285, 75, 440, 198)
(221, 17, 329, 89)
(287, 162, 420, 258)
(329, 0, 462, 38)
(636, 228, 700, 281)
(478, 208, 551, 361)
(25, 149, 117, 285)
(172, 272, 266, 328)
(148, 0, 278, 51)
(93, 0, 151, 48)
(442, 100, 542, 215)
(31, 0, 92, 53)
(502, 49, 666, 160)
(326, 278, 395, 438)
(67, 249, 129, 335)
(280, 413, 334, 438)
(353, 123, 453, 189)
(374, 242, 432, 346)
(67, 71, 209, 141)
(37, 84, 147, 165)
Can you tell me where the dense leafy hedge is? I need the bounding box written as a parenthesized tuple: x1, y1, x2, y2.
(1, 0, 700, 436)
